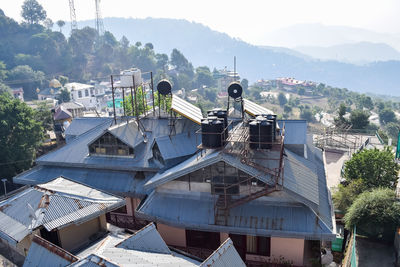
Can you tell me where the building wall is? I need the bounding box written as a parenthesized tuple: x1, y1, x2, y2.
(58, 216, 105, 252)
(220, 232, 229, 244)
(157, 223, 186, 247)
(125, 197, 141, 216)
(270, 237, 304, 266)
(15, 229, 40, 256)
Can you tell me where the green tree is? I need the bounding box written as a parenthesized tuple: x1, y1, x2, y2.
(21, 0, 47, 25)
(283, 104, 292, 114)
(58, 75, 68, 86)
(379, 108, 397, 124)
(195, 66, 214, 88)
(277, 92, 287, 106)
(35, 102, 53, 131)
(7, 65, 45, 100)
(56, 88, 70, 103)
(56, 20, 65, 32)
(344, 188, 400, 241)
(338, 103, 346, 119)
(43, 18, 53, 30)
(300, 105, 313, 121)
(123, 86, 152, 116)
(350, 109, 369, 129)
(332, 179, 365, 212)
(170, 48, 194, 78)
(0, 94, 43, 178)
(344, 147, 399, 189)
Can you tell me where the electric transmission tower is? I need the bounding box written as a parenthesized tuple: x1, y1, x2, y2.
(95, 0, 105, 35)
(69, 0, 78, 31)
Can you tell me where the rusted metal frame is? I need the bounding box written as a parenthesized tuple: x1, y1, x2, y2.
(132, 75, 138, 120)
(110, 75, 116, 124)
(141, 83, 147, 117)
(122, 88, 126, 118)
(150, 72, 155, 116)
(130, 86, 134, 116)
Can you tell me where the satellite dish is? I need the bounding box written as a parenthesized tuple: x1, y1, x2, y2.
(228, 82, 243, 99)
(157, 79, 172, 95)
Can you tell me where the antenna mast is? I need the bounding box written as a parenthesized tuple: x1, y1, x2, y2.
(95, 0, 105, 35)
(69, 0, 78, 31)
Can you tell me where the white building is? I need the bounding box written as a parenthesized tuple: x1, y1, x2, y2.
(65, 82, 107, 110)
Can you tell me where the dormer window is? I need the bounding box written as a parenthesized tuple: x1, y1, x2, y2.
(89, 132, 134, 157)
(152, 142, 164, 164)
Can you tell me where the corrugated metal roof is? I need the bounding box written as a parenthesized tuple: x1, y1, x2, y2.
(14, 166, 149, 197)
(68, 254, 119, 267)
(0, 177, 125, 243)
(171, 95, 203, 125)
(0, 212, 29, 244)
(137, 191, 335, 240)
(23, 235, 78, 267)
(65, 117, 112, 139)
(36, 117, 199, 172)
(107, 121, 144, 148)
(243, 99, 274, 117)
(116, 223, 170, 254)
(100, 247, 199, 267)
(155, 132, 199, 160)
(278, 120, 307, 144)
(144, 147, 319, 206)
(200, 238, 245, 267)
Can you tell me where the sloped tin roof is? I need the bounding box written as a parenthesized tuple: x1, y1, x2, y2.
(0, 177, 125, 244)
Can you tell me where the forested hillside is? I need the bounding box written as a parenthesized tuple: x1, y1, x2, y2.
(70, 17, 400, 95)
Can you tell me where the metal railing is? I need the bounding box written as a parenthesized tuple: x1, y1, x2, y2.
(106, 212, 148, 230)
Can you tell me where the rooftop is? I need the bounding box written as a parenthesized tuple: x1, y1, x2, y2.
(24, 223, 245, 267)
(0, 177, 125, 245)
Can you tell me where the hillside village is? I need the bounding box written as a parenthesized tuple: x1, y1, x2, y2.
(1, 1, 400, 267)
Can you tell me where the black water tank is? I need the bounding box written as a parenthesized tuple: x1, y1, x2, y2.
(201, 118, 225, 148)
(249, 116, 273, 149)
(208, 109, 228, 139)
(266, 114, 277, 140)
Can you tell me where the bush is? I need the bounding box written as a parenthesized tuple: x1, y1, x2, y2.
(344, 188, 400, 241)
(332, 179, 365, 212)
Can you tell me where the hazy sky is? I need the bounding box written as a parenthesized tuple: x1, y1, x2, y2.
(2, 0, 400, 45)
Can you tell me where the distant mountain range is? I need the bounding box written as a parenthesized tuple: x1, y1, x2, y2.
(294, 42, 400, 64)
(66, 18, 400, 96)
(256, 23, 400, 51)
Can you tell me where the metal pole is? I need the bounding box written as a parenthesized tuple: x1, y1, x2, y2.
(1, 179, 7, 197)
(122, 88, 126, 118)
(110, 75, 117, 124)
(132, 75, 139, 122)
(142, 84, 147, 117)
(130, 87, 134, 116)
(158, 91, 161, 118)
(150, 72, 155, 116)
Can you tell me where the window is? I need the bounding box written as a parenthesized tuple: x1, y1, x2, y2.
(246, 235, 270, 256)
(186, 230, 220, 250)
(90, 89, 94, 95)
(152, 143, 164, 164)
(85, 89, 89, 97)
(89, 132, 134, 157)
(78, 91, 82, 98)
